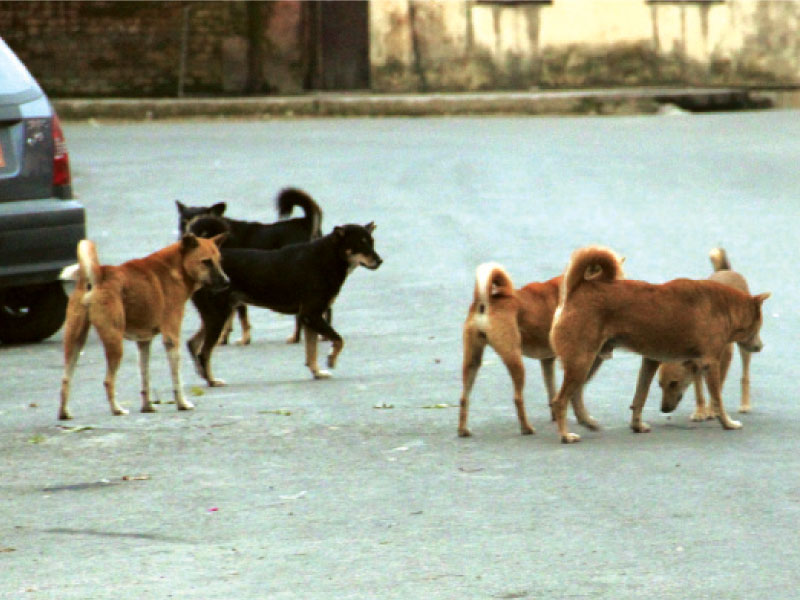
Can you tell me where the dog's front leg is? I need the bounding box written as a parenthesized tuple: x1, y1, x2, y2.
(302, 324, 329, 379)
(302, 313, 343, 372)
(690, 369, 709, 421)
(630, 357, 659, 433)
(739, 347, 752, 413)
(705, 361, 742, 430)
(137, 340, 156, 413)
(164, 335, 194, 411)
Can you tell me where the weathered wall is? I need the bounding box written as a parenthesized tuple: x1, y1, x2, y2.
(370, 0, 800, 92)
(0, 1, 307, 97)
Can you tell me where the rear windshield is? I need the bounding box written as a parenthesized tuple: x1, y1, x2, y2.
(0, 37, 42, 102)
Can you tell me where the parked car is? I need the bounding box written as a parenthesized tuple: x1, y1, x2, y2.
(0, 37, 85, 344)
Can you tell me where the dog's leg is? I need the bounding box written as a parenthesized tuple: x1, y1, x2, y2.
(629, 357, 659, 433)
(97, 331, 128, 416)
(497, 344, 534, 436)
(739, 347, 752, 413)
(551, 357, 595, 443)
(303, 324, 329, 379)
(136, 340, 156, 412)
(705, 361, 742, 430)
(137, 340, 157, 413)
(541, 358, 558, 421)
(302, 313, 344, 372)
(690, 369, 709, 421)
(197, 317, 228, 388)
(58, 302, 91, 420)
(164, 335, 194, 410)
(235, 305, 251, 346)
(571, 356, 603, 430)
(458, 327, 486, 438)
(219, 311, 235, 345)
(287, 315, 302, 344)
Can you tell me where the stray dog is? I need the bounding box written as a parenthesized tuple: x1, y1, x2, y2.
(187, 223, 382, 386)
(176, 187, 323, 344)
(458, 262, 602, 437)
(59, 234, 228, 420)
(658, 248, 755, 419)
(549, 246, 769, 444)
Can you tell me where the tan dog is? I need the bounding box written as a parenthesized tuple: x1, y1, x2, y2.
(549, 246, 769, 444)
(59, 234, 228, 420)
(458, 262, 601, 437)
(658, 248, 754, 420)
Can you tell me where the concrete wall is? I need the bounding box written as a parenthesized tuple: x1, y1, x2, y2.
(370, 0, 800, 91)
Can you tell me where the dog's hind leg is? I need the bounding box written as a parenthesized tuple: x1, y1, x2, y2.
(571, 356, 603, 430)
(629, 357, 659, 433)
(738, 346, 752, 413)
(164, 335, 194, 410)
(137, 340, 156, 413)
(705, 361, 742, 430)
(58, 301, 91, 420)
(458, 326, 487, 437)
(97, 331, 128, 416)
(234, 305, 251, 346)
(551, 358, 594, 443)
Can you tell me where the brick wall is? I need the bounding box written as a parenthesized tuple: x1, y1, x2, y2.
(0, 1, 306, 97)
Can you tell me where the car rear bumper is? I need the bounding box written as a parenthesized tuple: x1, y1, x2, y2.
(0, 198, 85, 287)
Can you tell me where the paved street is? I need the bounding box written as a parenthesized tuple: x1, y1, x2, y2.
(2, 110, 800, 599)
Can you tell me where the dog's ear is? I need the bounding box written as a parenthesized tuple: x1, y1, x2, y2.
(181, 233, 199, 252)
(176, 200, 186, 214)
(365, 222, 376, 233)
(210, 203, 226, 216)
(211, 232, 228, 247)
(334, 226, 345, 238)
(754, 292, 771, 305)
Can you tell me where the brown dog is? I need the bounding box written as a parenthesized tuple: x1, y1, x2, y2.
(458, 262, 601, 437)
(59, 234, 228, 420)
(549, 246, 769, 444)
(658, 248, 754, 419)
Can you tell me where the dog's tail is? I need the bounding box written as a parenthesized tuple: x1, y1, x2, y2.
(76, 240, 102, 302)
(709, 247, 731, 272)
(277, 188, 323, 238)
(473, 262, 514, 315)
(560, 246, 625, 304)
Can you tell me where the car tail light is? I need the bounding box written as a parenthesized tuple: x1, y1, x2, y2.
(52, 113, 71, 187)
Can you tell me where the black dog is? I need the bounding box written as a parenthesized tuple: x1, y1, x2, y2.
(176, 187, 323, 344)
(186, 223, 382, 386)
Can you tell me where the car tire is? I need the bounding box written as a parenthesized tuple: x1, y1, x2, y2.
(0, 282, 68, 344)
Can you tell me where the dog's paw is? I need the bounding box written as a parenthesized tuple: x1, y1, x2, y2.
(458, 428, 472, 438)
(723, 419, 743, 430)
(689, 410, 707, 422)
(235, 337, 251, 346)
(521, 425, 536, 435)
(738, 405, 751, 414)
(141, 404, 157, 414)
(177, 400, 195, 411)
(579, 416, 601, 431)
(112, 407, 130, 416)
(285, 334, 300, 344)
(313, 370, 332, 380)
(561, 433, 581, 444)
(631, 422, 651, 433)
(208, 378, 226, 387)
(58, 410, 72, 421)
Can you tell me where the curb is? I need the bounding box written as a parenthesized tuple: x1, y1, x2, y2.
(53, 88, 774, 120)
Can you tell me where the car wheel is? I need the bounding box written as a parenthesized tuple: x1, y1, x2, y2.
(0, 282, 68, 344)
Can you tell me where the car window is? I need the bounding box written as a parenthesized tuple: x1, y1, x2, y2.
(0, 37, 43, 103)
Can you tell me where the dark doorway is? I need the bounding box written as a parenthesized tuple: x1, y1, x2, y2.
(306, 1, 370, 90)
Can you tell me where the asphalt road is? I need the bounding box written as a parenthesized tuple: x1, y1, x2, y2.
(2, 110, 800, 599)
